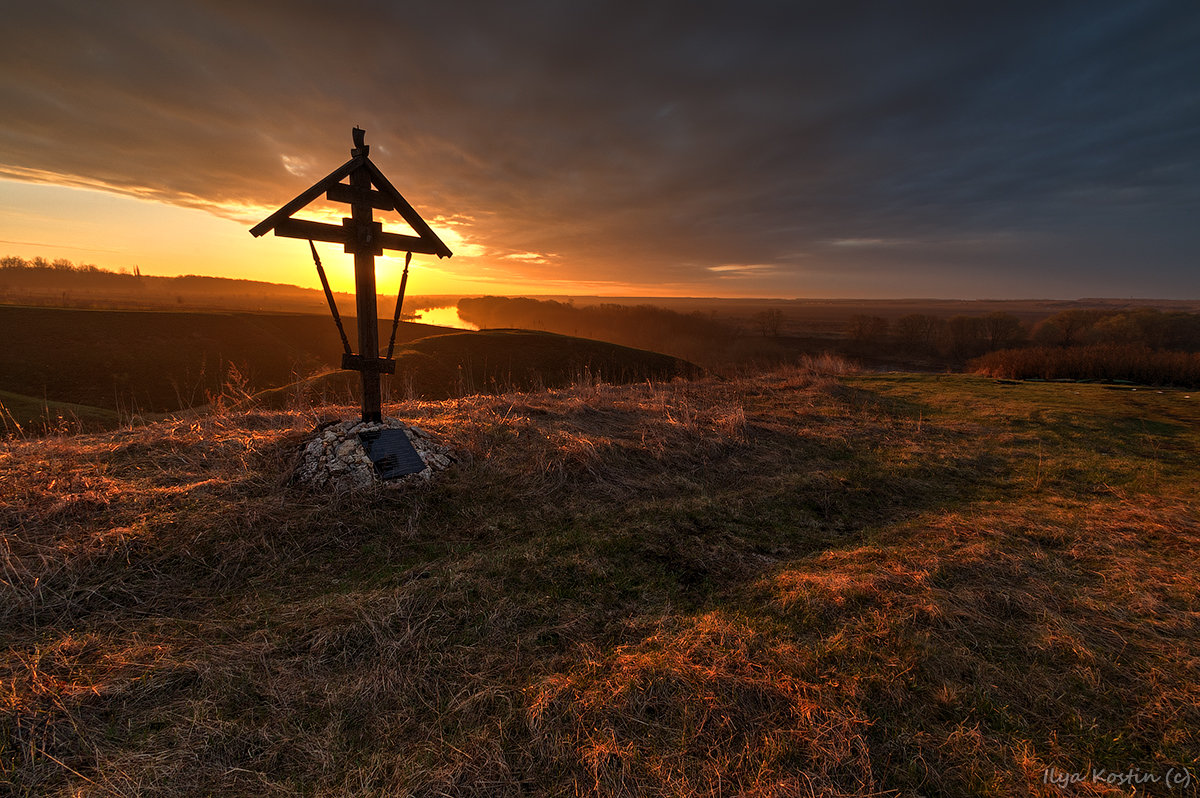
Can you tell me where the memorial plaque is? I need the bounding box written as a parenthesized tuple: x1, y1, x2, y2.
(358, 429, 427, 479)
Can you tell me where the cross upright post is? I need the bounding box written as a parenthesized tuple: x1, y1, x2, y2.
(348, 130, 382, 423)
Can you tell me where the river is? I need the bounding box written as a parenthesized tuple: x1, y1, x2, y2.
(412, 306, 479, 330)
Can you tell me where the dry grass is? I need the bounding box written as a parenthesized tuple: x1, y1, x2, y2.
(972, 344, 1200, 386)
(2, 366, 1198, 795)
(527, 612, 876, 796)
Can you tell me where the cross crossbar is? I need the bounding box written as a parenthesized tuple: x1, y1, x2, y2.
(271, 217, 447, 256)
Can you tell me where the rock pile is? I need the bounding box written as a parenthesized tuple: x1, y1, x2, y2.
(292, 417, 459, 490)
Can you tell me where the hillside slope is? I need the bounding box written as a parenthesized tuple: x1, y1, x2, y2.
(0, 308, 699, 427)
(2, 371, 1198, 796)
(0, 305, 435, 413)
(388, 329, 701, 397)
(252, 329, 700, 407)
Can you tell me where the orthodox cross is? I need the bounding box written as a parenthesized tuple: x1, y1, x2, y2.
(250, 128, 452, 422)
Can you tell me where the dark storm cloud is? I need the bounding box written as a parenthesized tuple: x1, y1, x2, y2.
(1, 0, 1197, 294)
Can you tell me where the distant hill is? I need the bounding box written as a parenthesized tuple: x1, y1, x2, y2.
(0, 305, 442, 416)
(0, 306, 700, 429)
(253, 329, 702, 408)
(395, 328, 700, 396)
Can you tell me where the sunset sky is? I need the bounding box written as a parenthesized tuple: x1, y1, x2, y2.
(1, 1, 1197, 298)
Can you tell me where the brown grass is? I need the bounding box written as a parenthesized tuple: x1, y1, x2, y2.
(2, 365, 1198, 795)
(527, 612, 876, 796)
(972, 343, 1200, 386)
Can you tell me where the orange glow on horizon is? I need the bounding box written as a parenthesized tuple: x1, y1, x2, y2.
(0, 176, 805, 300)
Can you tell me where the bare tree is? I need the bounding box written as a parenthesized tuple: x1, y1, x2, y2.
(946, 315, 986, 358)
(752, 308, 784, 337)
(1032, 310, 1106, 347)
(848, 314, 888, 347)
(895, 313, 945, 353)
(981, 312, 1025, 351)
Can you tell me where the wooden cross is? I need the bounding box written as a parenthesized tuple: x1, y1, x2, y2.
(250, 128, 452, 423)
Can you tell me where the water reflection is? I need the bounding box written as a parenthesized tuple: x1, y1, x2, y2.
(414, 306, 479, 330)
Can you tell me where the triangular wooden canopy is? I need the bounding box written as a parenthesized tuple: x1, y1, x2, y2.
(249, 150, 452, 259)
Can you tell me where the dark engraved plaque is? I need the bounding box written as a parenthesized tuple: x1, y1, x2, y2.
(358, 429, 427, 479)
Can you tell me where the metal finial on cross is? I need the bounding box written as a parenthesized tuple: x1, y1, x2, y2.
(249, 129, 452, 422)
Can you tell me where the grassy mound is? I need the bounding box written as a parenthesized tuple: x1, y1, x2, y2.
(391, 329, 700, 397)
(0, 305, 444, 413)
(2, 370, 1197, 795)
(250, 329, 701, 408)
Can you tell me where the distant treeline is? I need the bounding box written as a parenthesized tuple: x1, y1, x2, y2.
(0, 254, 334, 313)
(2, 255, 145, 284)
(960, 307, 1200, 385)
(972, 344, 1200, 387)
(457, 296, 730, 363)
(843, 307, 1200, 362)
(844, 311, 1025, 360)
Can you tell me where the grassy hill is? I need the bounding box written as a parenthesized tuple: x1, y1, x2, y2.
(253, 329, 700, 408)
(2, 369, 1197, 795)
(0, 305, 424, 413)
(387, 329, 701, 397)
(0, 307, 698, 429)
